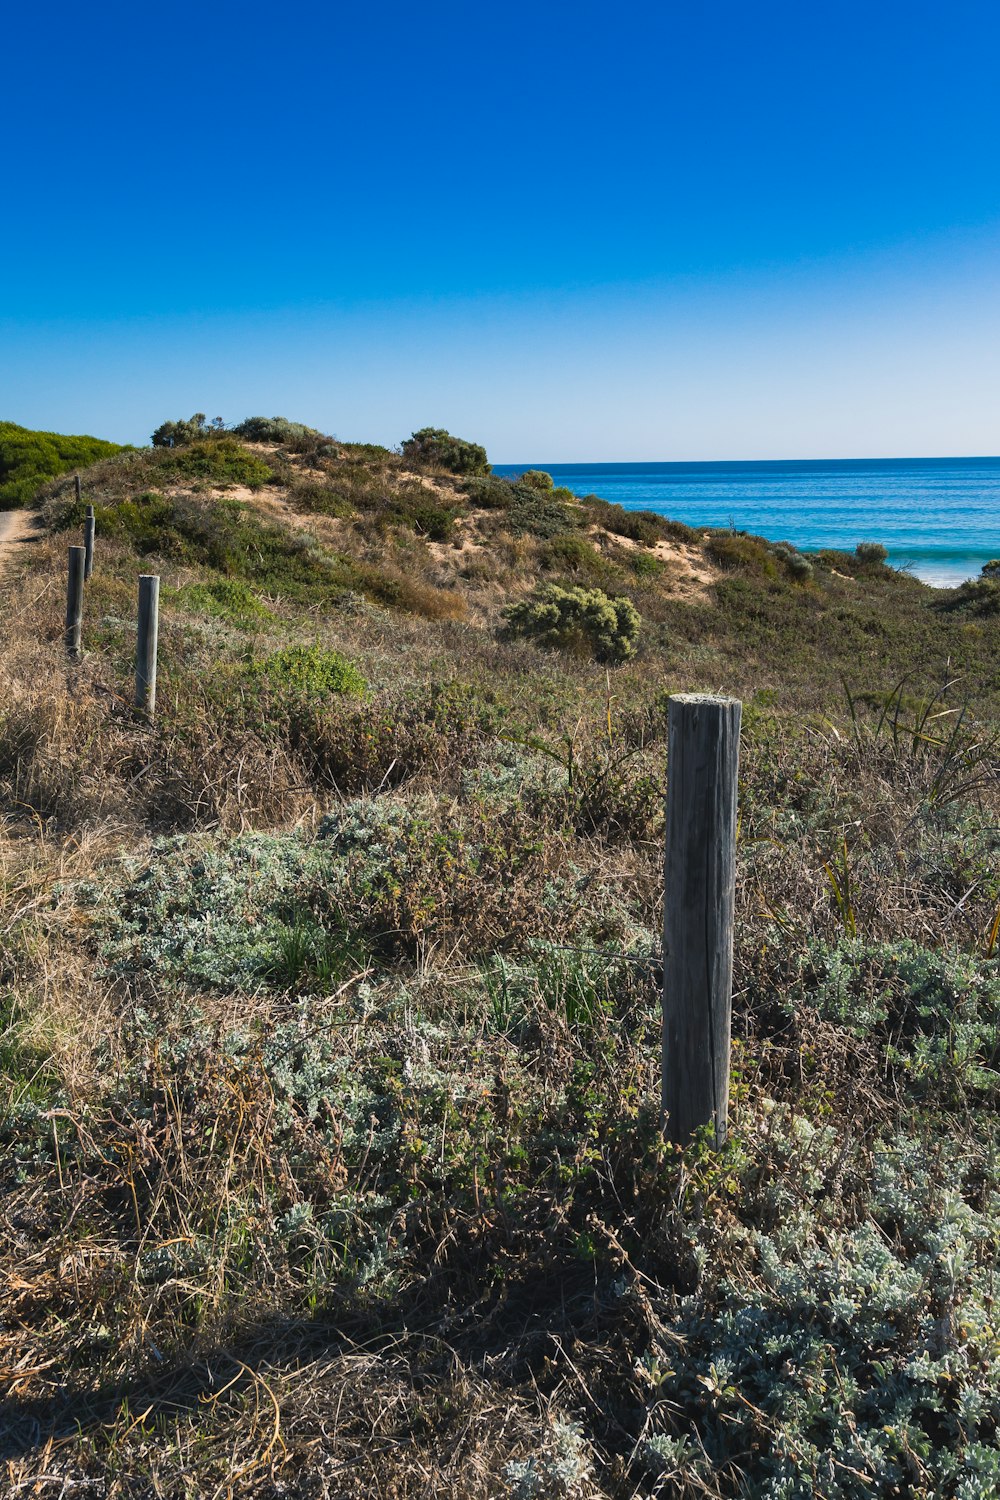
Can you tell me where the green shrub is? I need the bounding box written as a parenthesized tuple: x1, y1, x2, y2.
(231, 416, 324, 445)
(172, 577, 272, 624)
(249, 645, 367, 699)
(382, 483, 462, 540)
(158, 438, 274, 489)
(538, 532, 607, 577)
(98, 833, 335, 993)
(460, 473, 581, 537)
(583, 497, 673, 546)
(519, 469, 554, 491)
(705, 531, 779, 577)
(401, 427, 490, 476)
(87, 490, 174, 550)
(503, 487, 583, 539)
(628, 549, 666, 579)
(774, 541, 814, 582)
(461, 475, 518, 511)
(151, 413, 220, 447)
(983, 559, 1000, 577)
(950, 577, 1000, 616)
(394, 501, 457, 541)
(504, 583, 641, 662)
(339, 441, 393, 461)
(814, 547, 857, 573)
(287, 480, 355, 518)
(72, 491, 343, 601)
(856, 541, 889, 567)
(0, 420, 123, 507)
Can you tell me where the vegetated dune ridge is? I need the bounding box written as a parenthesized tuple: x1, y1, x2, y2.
(1, 419, 999, 1499)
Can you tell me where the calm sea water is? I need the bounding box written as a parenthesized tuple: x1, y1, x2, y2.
(494, 457, 1000, 587)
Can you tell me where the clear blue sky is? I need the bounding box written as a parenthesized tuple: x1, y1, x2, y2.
(3, 0, 999, 459)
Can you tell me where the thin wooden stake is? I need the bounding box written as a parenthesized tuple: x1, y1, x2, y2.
(74, 473, 82, 506)
(662, 693, 742, 1148)
(66, 546, 85, 659)
(135, 574, 160, 719)
(83, 506, 95, 581)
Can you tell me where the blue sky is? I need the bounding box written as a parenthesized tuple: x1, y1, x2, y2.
(2, 0, 999, 459)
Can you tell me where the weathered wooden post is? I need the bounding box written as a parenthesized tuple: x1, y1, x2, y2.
(83, 506, 95, 580)
(74, 473, 82, 506)
(65, 546, 85, 659)
(662, 693, 742, 1148)
(135, 574, 160, 719)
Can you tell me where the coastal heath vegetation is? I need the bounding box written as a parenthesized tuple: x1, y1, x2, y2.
(0, 415, 999, 1496)
(0, 419, 123, 505)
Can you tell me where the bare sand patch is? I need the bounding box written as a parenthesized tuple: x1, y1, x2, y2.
(0, 508, 44, 579)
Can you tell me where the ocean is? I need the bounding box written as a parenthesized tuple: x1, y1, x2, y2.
(493, 457, 1000, 588)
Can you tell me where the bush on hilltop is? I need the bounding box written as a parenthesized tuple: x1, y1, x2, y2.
(151, 413, 226, 448)
(402, 427, 490, 476)
(520, 469, 554, 491)
(232, 416, 325, 445)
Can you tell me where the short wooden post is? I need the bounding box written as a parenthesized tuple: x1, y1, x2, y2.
(83, 506, 95, 580)
(65, 546, 85, 659)
(74, 473, 82, 506)
(662, 693, 742, 1148)
(135, 574, 160, 719)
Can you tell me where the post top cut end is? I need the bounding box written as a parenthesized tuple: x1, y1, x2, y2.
(668, 692, 742, 708)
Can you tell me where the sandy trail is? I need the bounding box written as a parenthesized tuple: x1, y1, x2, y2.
(0, 508, 43, 577)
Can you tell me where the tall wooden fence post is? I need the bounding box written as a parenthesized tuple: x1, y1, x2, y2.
(74, 474, 82, 506)
(662, 693, 742, 1148)
(66, 546, 85, 659)
(83, 505, 95, 580)
(135, 574, 160, 719)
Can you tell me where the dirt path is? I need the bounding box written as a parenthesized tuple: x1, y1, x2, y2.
(0, 508, 43, 577)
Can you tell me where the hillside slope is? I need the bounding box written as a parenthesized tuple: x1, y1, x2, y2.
(1, 423, 999, 1497)
(0, 419, 123, 506)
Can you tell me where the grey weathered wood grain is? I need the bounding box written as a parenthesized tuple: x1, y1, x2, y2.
(83, 506, 95, 580)
(135, 574, 160, 719)
(66, 546, 85, 659)
(662, 693, 742, 1148)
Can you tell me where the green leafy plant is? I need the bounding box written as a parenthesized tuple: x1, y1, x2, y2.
(856, 540, 890, 568)
(231, 416, 324, 445)
(504, 584, 641, 662)
(171, 577, 272, 623)
(265, 916, 367, 992)
(151, 413, 220, 447)
(249, 645, 367, 699)
(583, 496, 698, 547)
(401, 427, 490, 476)
(158, 437, 274, 488)
(538, 532, 608, 577)
(519, 469, 554, 491)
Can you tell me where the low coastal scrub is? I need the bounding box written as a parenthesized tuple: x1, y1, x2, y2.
(505, 582, 642, 661)
(401, 425, 490, 475)
(1, 415, 999, 1496)
(0, 419, 122, 505)
(247, 643, 367, 699)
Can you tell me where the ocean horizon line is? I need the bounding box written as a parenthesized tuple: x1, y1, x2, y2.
(495, 454, 1000, 470)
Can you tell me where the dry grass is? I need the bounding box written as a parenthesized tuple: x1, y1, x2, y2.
(1, 442, 999, 1496)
